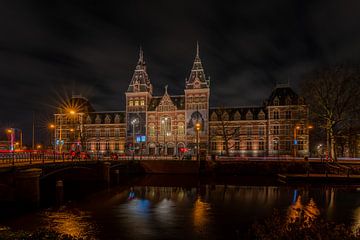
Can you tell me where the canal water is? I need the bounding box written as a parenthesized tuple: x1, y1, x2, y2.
(1, 175, 360, 239)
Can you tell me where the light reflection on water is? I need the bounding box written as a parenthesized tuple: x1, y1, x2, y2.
(1, 181, 360, 239)
(41, 208, 97, 239)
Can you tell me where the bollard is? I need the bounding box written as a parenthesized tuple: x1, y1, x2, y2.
(56, 180, 64, 207)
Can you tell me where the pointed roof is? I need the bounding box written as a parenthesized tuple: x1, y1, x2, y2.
(127, 47, 152, 93)
(186, 42, 210, 89)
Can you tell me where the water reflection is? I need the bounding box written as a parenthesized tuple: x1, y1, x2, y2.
(287, 195, 320, 225)
(42, 208, 97, 239)
(193, 197, 211, 232)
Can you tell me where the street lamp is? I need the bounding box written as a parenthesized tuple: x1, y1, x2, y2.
(6, 128, 22, 150)
(195, 122, 201, 162)
(293, 125, 300, 158)
(131, 118, 138, 158)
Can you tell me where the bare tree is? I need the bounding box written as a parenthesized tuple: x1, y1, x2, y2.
(210, 107, 240, 156)
(301, 65, 360, 160)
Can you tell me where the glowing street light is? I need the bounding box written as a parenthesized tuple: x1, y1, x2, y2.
(195, 122, 201, 162)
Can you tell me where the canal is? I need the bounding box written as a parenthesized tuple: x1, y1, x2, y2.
(1, 175, 360, 239)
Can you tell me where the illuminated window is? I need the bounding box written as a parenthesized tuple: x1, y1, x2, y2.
(140, 100, 145, 106)
(235, 141, 240, 150)
(273, 110, 279, 119)
(247, 127, 252, 136)
(160, 116, 171, 135)
(129, 100, 133, 106)
(246, 141, 252, 150)
(211, 142, 217, 150)
(134, 100, 139, 106)
(259, 141, 265, 150)
(149, 124, 155, 136)
(273, 125, 279, 135)
(178, 123, 185, 135)
(258, 126, 264, 136)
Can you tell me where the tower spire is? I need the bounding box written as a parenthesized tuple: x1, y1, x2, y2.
(138, 46, 144, 64)
(196, 41, 199, 58)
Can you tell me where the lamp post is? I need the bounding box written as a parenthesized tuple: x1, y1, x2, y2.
(131, 118, 138, 159)
(49, 124, 55, 150)
(195, 122, 201, 162)
(6, 128, 14, 151)
(293, 125, 300, 158)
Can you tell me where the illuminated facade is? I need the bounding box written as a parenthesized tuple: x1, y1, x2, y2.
(54, 44, 310, 157)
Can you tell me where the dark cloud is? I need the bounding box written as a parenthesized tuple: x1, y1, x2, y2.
(1, 0, 360, 145)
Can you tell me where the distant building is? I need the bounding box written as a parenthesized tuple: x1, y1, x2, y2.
(54, 44, 311, 157)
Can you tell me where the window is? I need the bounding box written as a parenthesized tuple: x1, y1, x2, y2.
(140, 100, 145, 106)
(273, 126, 279, 135)
(115, 143, 119, 151)
(273, 111, 279, 119)
(115, 128, 120, 137)
(298, 140, 304, 150)
(246, 141, 252, 150)
(285, 111, 291, 119)
(273, 140, 279, 150)
(134, 100, 139, 106)
(129, 100, 133, 106)
(285, 141, 291, 150)
(105, 142, 110, 151)
(96, 142, 100, 151)
(105, 128, 110, 137)
(149, 124, 155, 136)
(222, 142, 226, 150)
(96, 129, 100, 137)
(160, 116, 171, 135)
(258, 126, 264, 136)
(235, 141, 240, 150)
(247, 127, 252, 136)
(259, 141, 265, 150)
(178, 123, 185, 135)
(285, 125, 290, 135)
(211, 142, 217, 150)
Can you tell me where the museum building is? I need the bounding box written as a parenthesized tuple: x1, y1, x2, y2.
(54, 44, 310, 157)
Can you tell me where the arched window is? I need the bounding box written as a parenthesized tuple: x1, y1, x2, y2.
(105, 115, 111, 124)
(273, 97, 280, 106)
(86, 115, 92, 124)
(258, 110, 265, 120)
(160, 116, 171, 135)
(222, 112, 229, 121)
(211, 112, 218, 121)
(114, 115, 120, 124)
(129, 100, 133, 106)
(149, 124, 155, 136)
(234, 111, 241, 121)
(95, 115, 101, 124)
(246, 111, 253, 120)
(178, 123, 185, 135)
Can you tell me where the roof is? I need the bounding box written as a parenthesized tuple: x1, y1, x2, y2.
(148, 95, 185, 111)
(84, 111, 125, 124)
(267, 85, 300, 106)
(209, 106, 267, 121)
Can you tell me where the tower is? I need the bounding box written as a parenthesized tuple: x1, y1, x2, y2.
(125, 47, 153, 152)
(184, 43, 210, 154)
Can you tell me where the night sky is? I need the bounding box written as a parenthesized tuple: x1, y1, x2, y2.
(1, 0, 360, 145)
